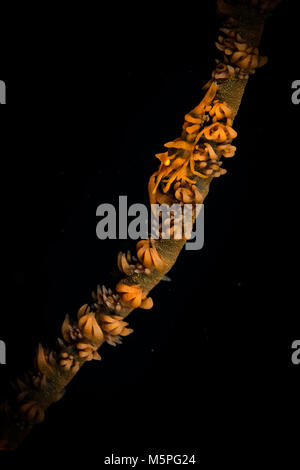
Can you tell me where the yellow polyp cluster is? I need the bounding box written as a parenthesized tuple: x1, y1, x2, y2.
(204, 26, 268, 89)
(136, 239, 165, 272)
(116, 283, 153, 310)
(76, 342, 101, 361)
(215, 29, 268, 72)
(98, 313, 133, 346)
(77, 304, 104, 344)
(208, 100, 233, 123)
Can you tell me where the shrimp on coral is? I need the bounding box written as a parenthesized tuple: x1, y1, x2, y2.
(150, 82, 219, 196)
(149, 80, 237, 197)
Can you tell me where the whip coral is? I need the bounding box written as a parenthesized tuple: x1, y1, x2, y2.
(0, 0, 281, 450)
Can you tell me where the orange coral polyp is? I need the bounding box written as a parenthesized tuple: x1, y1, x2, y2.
(217, 144, 236, 158)
(174, 183, 203, 204)
(116, 283, 142, 307)
(136, 239, 165, 271)
(209, 101, 233, 122)
(99, 314, 131, 334)
(140, 298, 154, 310)
(116, 283, 153, 310)
(76, 342, 101, 362)
(98, 313, 133, 346)
(78, 312, 104, 344)
(203, 122, 237, 143)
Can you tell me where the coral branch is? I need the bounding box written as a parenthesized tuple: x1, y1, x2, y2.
(0, 0, 279, 450)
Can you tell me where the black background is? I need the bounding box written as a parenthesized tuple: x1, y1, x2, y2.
(0, 0, 299, 463)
